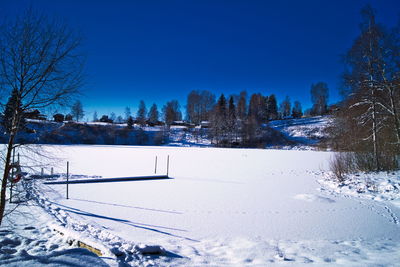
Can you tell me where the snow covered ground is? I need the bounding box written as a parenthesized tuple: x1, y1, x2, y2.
(6, 145, 398, 266)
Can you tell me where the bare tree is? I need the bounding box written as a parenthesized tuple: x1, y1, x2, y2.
(124, 107, 131, 122)
(236, 91, 248, 121)
(93, 111, 98, 122)
(71, 100, 84, 121)
(334, 5, 400, 172)
(310, 82, 329, 115)
(279, 96, 291, 118)
(162, 100, 182, 126)
(0, 10, 84, 225)
(186, 90, 215, 124)
(292, 101, 303, 118)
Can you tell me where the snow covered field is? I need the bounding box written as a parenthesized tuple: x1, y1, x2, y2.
(8, 145, 396, 266)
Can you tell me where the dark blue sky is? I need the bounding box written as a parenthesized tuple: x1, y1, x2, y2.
(2, 0, 400, 119)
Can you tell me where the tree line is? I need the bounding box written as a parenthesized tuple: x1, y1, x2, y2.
(57, 83, 329, 128)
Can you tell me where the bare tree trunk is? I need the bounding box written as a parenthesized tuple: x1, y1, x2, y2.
(388, 86, 400, 146)
(0, 134, 16, 226)
(371, 96, 380, 171)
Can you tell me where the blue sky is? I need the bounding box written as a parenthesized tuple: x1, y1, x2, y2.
(2, 0, 400, 120)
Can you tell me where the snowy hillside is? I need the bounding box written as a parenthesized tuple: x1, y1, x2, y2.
(269, 116, 333, 147)
(3, 145, 399, 266)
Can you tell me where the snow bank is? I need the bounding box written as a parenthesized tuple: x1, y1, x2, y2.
(319, 171, 400, 209)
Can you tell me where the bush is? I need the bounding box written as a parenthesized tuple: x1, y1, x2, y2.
(330, 152, 356, 183)
(330, 151, 400, 183)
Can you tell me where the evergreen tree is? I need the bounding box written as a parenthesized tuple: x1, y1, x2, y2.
(2, 89, 24, 134)
(237, 91, 248, 121)
(137, 100, 147, 126)
(126, 116, 134, 129)
(148, 103, 159, 124)
(227, 96, 237, 143)
(267, 94, 278, 120)
(210, 94, 228, 144)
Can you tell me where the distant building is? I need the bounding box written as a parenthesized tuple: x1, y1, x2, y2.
(25, 109, 47, 120)
(200, 121, 210, 129)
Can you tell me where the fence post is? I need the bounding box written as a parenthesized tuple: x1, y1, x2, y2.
(167, 155, 170, 177)
(66, 161, 69, 199)
(154, 156, 158, 174)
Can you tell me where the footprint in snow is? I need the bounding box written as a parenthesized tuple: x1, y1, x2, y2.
(293, 194, 335, 203)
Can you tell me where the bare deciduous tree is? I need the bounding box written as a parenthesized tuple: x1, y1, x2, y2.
(310, 82, 329, 115)
(333, 5, 400, 174)
(71, 100, 84, 121)
(0, 10, 84, 225)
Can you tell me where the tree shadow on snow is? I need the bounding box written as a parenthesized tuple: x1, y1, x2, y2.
(49, 201, 199, 242)
(70, 198, 183, 214)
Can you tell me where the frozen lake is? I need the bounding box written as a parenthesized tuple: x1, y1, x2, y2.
(34, 145, 400, 265)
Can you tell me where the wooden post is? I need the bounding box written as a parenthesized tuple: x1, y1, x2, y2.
(167, 155, 170, 177)
(41, 168, 44, 177)
(51, 167, 53, 176)
(66, 161, 69, 199)
(154, 156, 158, 174)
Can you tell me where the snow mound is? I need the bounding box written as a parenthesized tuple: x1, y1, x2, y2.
(319, 171, 400, 205)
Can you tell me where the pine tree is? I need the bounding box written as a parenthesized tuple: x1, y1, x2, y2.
(137, 100, 147, 126)
(148, 103, 159, 125)
(210, 94, 228, 145)
(237, 91, 248, 121)
(267, 94, 278, 120)
(2, 89, 25, 134)
(227, 96, 237, 143)
(126, 116, 134, 129)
